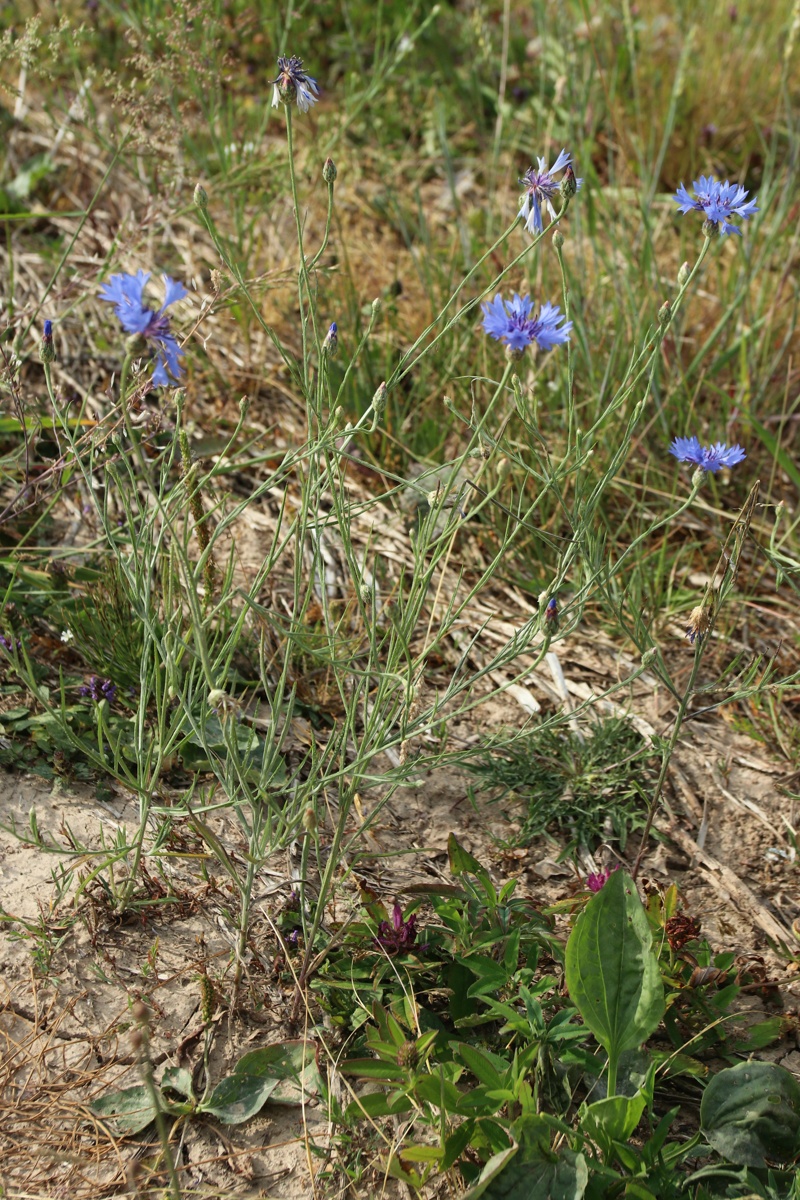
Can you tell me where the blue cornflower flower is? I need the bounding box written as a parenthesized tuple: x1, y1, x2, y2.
(271, 55, 319, 113)
(481, 293, 572, 354)
(673, 175, 758, 236)
(669, 435, 746, 473)
(519, 149, 583, 234)
(99, 271, 187, 387)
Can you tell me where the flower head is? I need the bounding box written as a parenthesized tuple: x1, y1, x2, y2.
(482, 293, 572, 354)
(99, 271, 187, 387)
(685, 605, 712, 645)
(586, 865, 620, 893)
(374, 901, 417, 955)
(271, 55, 319, 113)
(545, 597, 558, 625)
(673, 175, 758, 236)
(519, 150, 583, 234)
(78, 676, 117, 704)
(669, 435, 746, 474)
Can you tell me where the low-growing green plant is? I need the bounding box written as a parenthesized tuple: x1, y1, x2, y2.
(469, 715, 658, 852)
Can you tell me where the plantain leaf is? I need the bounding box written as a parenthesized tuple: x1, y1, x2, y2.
(565, 870, 664, 1072)
(700, 1060, 800, 1167)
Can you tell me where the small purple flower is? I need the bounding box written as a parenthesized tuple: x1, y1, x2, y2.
(482, 293, 572, 354)
(519, 149, 583, 234)
(99, 271, 187, 387)
(673, 175, 758, 236)
(271, 55, 319, 113)
(545, 597, 558, 623)
(374, 901, 417, 955)
(586, 865, 620, 893)
(78, 676, 117, 705)
(0, 635, 20, 652)
(669, 435, 746, 474)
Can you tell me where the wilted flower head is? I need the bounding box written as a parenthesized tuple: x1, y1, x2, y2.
(586, 865, 620, 893)
(79, 676, 117, 704)
(519, 149, 582, 234)
(482, 293, 572, 354)
(99, 271, 187, 387)
(685, 605, 712, 645)
(669, 435, 746, 474)
(673, 175, 758, 236)
(271, 55, 319, 113)
(374, 901, 417, 955)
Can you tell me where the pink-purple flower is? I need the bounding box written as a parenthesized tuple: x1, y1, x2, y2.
(586, 865, 620, 893)
(374, 902, 417, 954)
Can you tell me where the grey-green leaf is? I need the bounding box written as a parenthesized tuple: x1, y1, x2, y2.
(90, 1085, 159, 1135)
(565, 870, 664, 1063)
(700, 1060, 800, 1167)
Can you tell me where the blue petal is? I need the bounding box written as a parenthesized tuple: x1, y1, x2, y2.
(161, 276, 188, 308)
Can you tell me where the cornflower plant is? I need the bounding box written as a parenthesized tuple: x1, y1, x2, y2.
(4, 39, 799, 1055)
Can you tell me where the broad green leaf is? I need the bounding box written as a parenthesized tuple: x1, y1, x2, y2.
(462, 1144, 588, 1200)
(161, 1066, 194, 1100)
(565, 870, 664, 1065)
(700, 1060, 800, 1167)
(581, 1090, 647, 1146)
(200, 1040, 320, 1124)
(448, 833, 492, 885)
(90, 1085, 158, 1134)
(200, 1073, 279, 1125)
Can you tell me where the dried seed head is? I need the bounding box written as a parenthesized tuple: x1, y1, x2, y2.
(685, 605, 712, 645)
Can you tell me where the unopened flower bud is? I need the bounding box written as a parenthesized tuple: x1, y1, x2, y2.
(658, 301, 670, 326)
(322, 156, 337, 183)
(552, 230, 564, 250)
(40, 319, 55, 364)
(372, 381, 387, 421)
(496, 456, 511, 483)
(397, 1041, 419, 1071)
(322, 321, 338, 358)
(239, 395, 249, 418)
(544, 596, 558, 629)
(560, 165, 577, 199)
(359, 581, 373, 606)
(677, 261, 690, 287)
(641, 647, 657, 667)
(371, 297, 381, 318)
(302, 806, 317, 834)
(194, 183, 208, 209)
